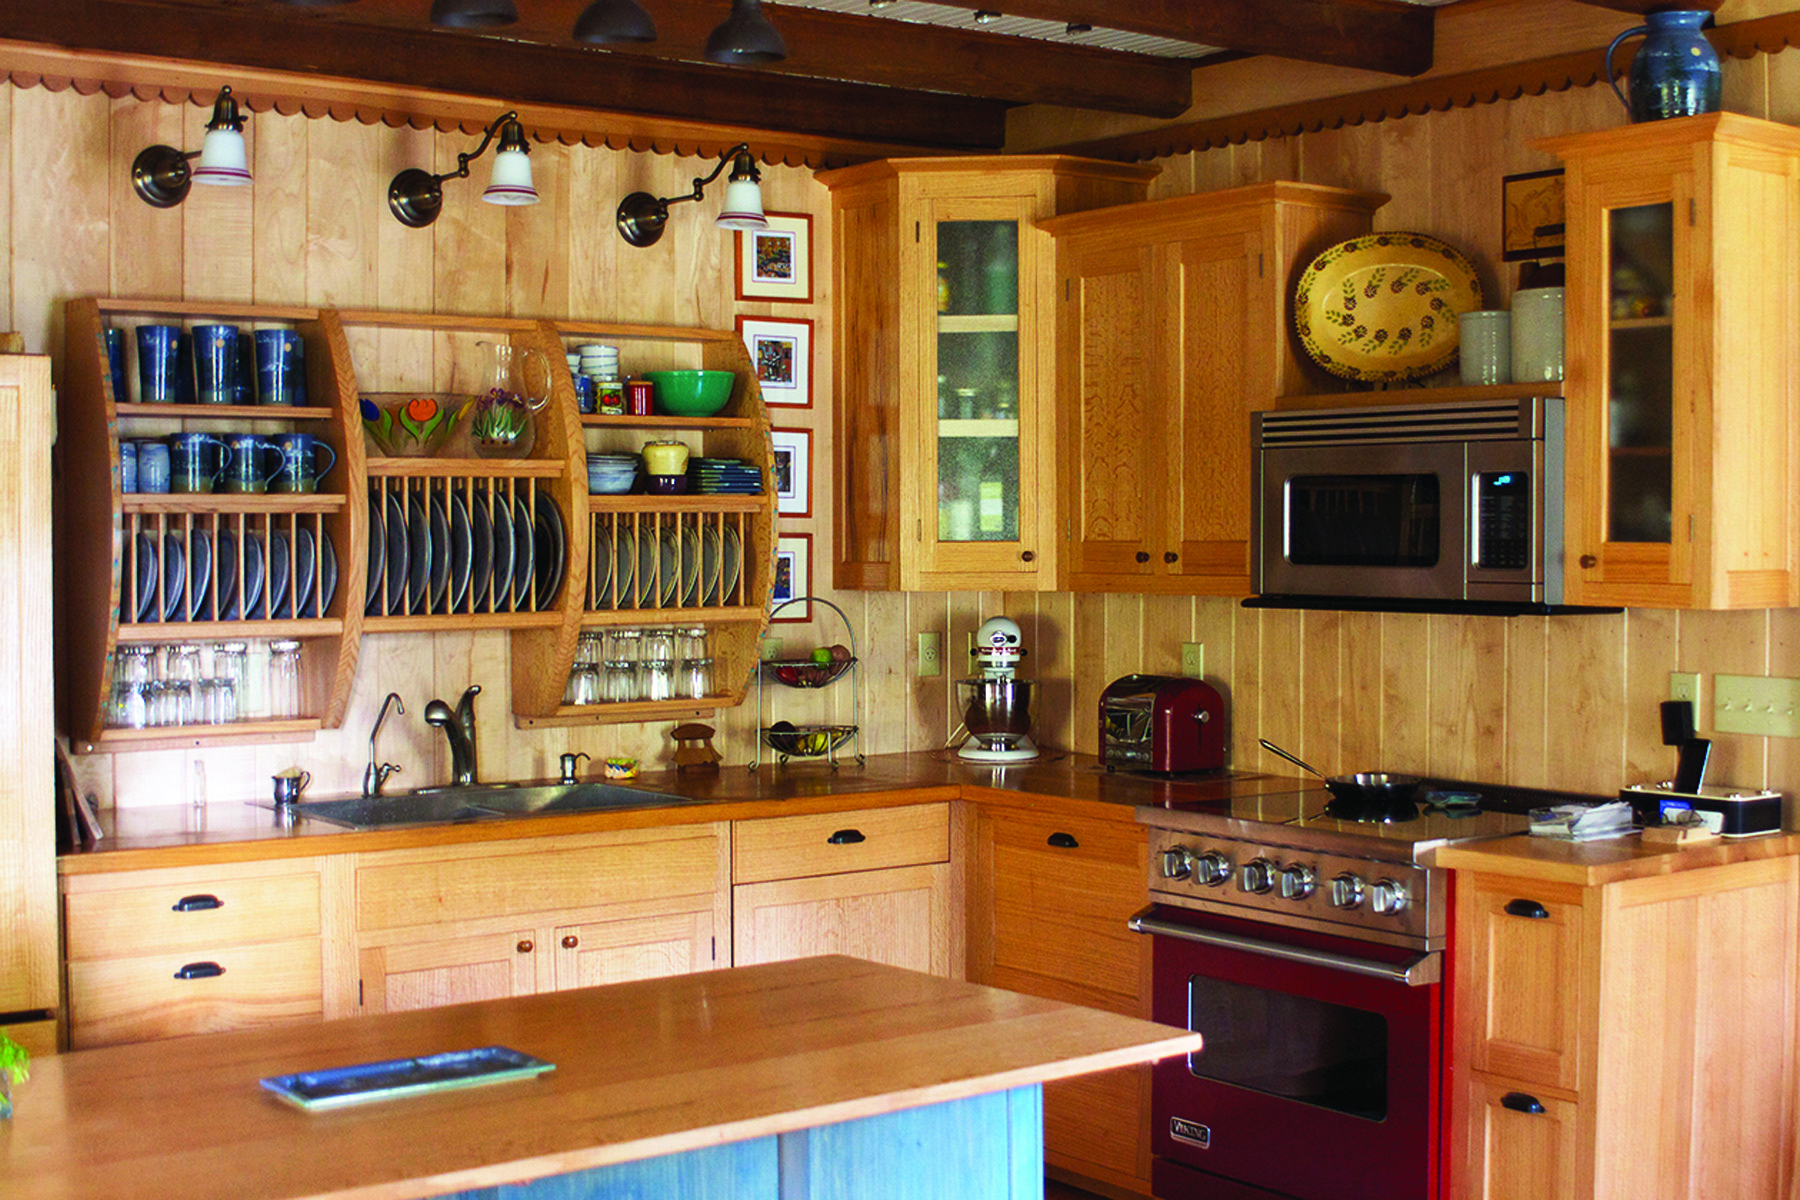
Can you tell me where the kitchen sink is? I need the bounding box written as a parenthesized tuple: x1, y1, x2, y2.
(280, 782, 709, 829)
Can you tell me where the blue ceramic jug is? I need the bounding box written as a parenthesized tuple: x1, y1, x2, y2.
(1606, 11, 1721, 123)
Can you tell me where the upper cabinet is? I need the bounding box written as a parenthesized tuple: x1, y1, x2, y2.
(818, 157, 1158, 592)
(1540, 113, 1800, 609)
(1043, 184, 1385, 594)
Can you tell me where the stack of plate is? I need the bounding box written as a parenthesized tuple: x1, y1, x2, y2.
(587, 453, 638, 495)
(688, 458, 762, 495)
(122, 526, 337, 623)
(366, 489, 566, 616)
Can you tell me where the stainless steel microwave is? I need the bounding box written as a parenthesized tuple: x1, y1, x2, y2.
(1250, 397, 1566, 611)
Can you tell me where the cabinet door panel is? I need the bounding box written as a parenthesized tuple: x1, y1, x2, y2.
(1463, 879, 1586, 1091)
(734, 804, 948, 884)
(1463, 1073, 1581, 1200)
(554, 909, 719, 989)
(1044, 1064, 1149, 1187)
(66, 870, 322, 957)
(734, 863, 951, 976)
(359, 929, 537, 1015)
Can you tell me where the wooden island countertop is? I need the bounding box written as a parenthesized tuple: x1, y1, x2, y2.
(4, 955, 1199, 1200)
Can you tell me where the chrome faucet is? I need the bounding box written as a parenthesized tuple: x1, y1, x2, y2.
(363, 692, 405, 797)
(424, 684, 482, 787)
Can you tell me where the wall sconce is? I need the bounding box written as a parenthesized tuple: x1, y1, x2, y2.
(131, 86, 251, 208)
(387, 111, 539, 228)
(705, 0, 787, 65)
(615, 144, 766, 248)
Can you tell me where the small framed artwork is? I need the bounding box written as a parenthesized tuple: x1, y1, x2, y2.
(737, 315, 813, 408)
(736, 212, 813, 303)
(1502, 168, 1566, 262)
(769, 426, 812, 518)
(771, 532, 812, 622)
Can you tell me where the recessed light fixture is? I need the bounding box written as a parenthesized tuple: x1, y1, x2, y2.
(972, 9, 1002, 24)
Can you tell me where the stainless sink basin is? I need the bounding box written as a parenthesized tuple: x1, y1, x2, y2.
(282, 782, 709, 830)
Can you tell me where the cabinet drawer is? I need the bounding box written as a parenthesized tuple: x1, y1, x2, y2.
(357, 827, 726, 932)
(64, 868, 321, 959)
(1463, 878, 1586, 1091)
(1462, 1072, 1581, 1200)
(67, 937, 323, 1049)
(734, 804, 948, 884)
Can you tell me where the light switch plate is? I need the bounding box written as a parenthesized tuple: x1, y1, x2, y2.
(1181, 643, 1205, 678)
(918, 632, 941, 678)
(1714, 673, 1800, 738)
(1669, 672, 1700, 705)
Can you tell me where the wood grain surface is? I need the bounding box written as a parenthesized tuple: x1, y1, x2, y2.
(2, 955, 1198, 1200)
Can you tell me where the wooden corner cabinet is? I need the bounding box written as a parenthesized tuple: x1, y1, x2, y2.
(818, 156, 1158, 592)
(1043, 183, 1386, 595)
(55, 299, 774, 751)
(1539, 113, 1800, 608)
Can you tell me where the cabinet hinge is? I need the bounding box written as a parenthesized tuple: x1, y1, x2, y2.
(1258, 253, 1264, 278)
(358, 978, 363, 1007)
(1689, 198, 1697, 226)
(917, 518, 923, 541)
(711, 936, 717, 962)
(1065, 278, 1070, 301)
(915, 221, 921, 243)
(1689, 513, 1695, 542)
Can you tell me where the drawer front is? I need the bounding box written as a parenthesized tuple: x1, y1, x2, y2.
(977, 806, 1146, 1000)
(1463, 878, 1586, 1091)
(734, 804, 949, 884)
(67, 937, 323, 1049)
(65, 871, 321, 959)
(357, 829, 725, 932)
(1462, 1072, 1581, 1200)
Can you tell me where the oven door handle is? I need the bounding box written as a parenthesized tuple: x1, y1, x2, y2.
(1128, 909, 1441, 987)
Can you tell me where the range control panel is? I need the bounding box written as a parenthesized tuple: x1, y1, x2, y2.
(1145, 827, 1442, 944)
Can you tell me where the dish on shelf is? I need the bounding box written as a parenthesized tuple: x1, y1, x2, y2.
(271, 527, 316, 620)
(642, 369, 733, 417)
(406, 494, 430, 613)
(678, 526, 702, 606)
(383, 492, 409, 614)
(511, 496, 535, 611)
(760, 723, 857, 758)
(160, 535, 186, 622)
(722, 525, 742, 601)
(591, 521, 636, 609)
(447, 492, 473, 613)
(484, 490, 515, 614)
(1293, 232, 1483, 383)
(587, 521, 613, 604)
(469, 491, 494, 612)
(366, 489, 386, 612)
(427, 495, 451, 612)
(216, 528, 264, 621)
(301, 533, 338, 618)
(534, 497, 565, 611)
(359, 393, 472, 457)
(178, 529, 213, 621)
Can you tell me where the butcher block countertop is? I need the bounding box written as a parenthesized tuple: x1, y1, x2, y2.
(2, 955, 1199, 1200)
(1432, 829, 1800, 886)
(60, 751, 1311, 873)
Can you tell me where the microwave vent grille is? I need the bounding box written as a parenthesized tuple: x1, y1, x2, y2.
(1256, 398, 1547, 447)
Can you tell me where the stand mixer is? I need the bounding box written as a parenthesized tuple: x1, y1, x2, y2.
(955, 616, 1040, 763)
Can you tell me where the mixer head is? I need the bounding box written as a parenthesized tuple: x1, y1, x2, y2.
(972, 616, 1025, 679)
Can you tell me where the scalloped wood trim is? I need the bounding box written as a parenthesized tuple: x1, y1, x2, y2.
(0, 38, 885, 170)
(1046, 10, 1800, 162)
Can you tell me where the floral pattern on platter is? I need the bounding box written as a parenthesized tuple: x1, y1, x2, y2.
(1293, 232, 1484, 383)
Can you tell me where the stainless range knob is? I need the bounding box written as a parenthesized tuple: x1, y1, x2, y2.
(1371, 878, 1410, 916)
(1279, 864, 1316, 901)
(1239, 857, 1276, 895)
(1194, 851, 1231, 887)
(1160, 847, 1196, 881)
(1329, 872, 1366, 910)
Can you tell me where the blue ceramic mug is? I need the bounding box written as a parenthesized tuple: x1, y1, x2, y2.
(222, 433, 284, 494)
(189, 324, 240, 405)
(254, 329, 304, 406)
(271, 433, 336, 494)
(167, 432, 233, 494)
(136, 440, 171, 494)
(118, 440, 138, 494)
(136, 325, 181, 404)
(104, 328, 128, 404)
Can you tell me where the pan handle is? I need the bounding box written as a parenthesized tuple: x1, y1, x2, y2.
(1258, 738, 1328, 781)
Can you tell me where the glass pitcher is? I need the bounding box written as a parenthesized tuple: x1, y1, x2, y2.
(471, 340, 551, 459)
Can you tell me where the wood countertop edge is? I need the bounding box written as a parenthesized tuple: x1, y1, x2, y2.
(1431, 831, 1800, 885)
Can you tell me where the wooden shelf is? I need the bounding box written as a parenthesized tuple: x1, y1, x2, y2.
(118, 619, 343, 642)
(516, 700, 719, 729)
(579, 415, 756, 431)
(122, 494, 347, 513)
(367, 457, 565, 478)
(72, 718, 323, 754)
(113, 403, 337, 422)
(939, 419, 1020, 439)
(554, 319, 745, 345)
(92, 298, 320, 322)
(364, 612, 564, 633)
(580, 606, 766, 626)
(1610, 315, 1674, 330)
(584, 494, 768, 513)
(938, 314, 1019, 334)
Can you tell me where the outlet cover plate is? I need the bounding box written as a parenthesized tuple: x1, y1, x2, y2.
(1181, 643, 1205, 678)
(1670, 672, 1700, 705)
(1714, 673, 1800, 738)
(917, 632, 942, 678)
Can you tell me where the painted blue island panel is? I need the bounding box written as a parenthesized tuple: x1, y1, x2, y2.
(444, 1085, 1044, 1200)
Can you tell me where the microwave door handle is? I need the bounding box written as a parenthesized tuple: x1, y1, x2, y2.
(1128, 909, 1441, 987)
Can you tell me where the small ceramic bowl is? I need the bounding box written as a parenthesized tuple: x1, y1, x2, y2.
(603, 756, 638, 780)
(645, 474, 688, 495)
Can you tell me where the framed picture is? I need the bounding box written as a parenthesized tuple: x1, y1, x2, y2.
(770, 426, 812, 518)
(737, 315, 813, 408)
(771, 532, 812, 622)
(736, 212, 813, 303)
(1502, 168, 1565, 262)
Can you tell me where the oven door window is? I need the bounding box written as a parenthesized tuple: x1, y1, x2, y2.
(1286, 474, 1440, 568)
(1187, 974, 1388, 1121)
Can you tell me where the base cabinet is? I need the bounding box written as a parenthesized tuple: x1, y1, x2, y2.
(1450, 857, 1800, 1199)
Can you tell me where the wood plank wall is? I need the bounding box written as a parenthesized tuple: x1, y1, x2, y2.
(25, 47, 1800, 820)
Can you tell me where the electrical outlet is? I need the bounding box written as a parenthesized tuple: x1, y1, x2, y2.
(1670, 672, 1700, 705)
(918, 632, 942, 678)
(1181, 642, 1205, 678)
(1714, 673, 1800, 738)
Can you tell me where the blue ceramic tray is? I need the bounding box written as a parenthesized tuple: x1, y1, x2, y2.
(260, 1046, 555, 1111)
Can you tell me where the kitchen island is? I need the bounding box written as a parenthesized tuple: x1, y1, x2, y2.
(2, 954, 1198, 1199)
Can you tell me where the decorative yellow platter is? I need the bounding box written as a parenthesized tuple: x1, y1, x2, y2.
(1294, 232, 1483, 383)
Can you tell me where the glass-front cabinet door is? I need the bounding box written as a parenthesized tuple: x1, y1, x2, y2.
(914, 194, 1046, 584)
(1602, 201, 1676, 547)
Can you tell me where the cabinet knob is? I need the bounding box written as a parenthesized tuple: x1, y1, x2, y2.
(1020, 550, 1035, 563)
(1500, 1092, 1546, 1115)
(561, 935, 579, 949)
(173, 961, 225, 980)
(1504, 899, 1550, 920)
(172, 894, 222, 912)
(1135, 551, 1151, 563)
(827, 829, 866, 845)
(516, 940, 534, 954)
(1580, 554, 1598, 569)
(1164, 551, 1178, 564)
(1047, 832, 1079, 849)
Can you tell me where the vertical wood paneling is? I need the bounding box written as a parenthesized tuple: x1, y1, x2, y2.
(1337, 612, 1383, 768)
(1427, 615, 1506, 781)
(1624, 608, 1680, 784)
(183, 107, 254, 305)
(1034, 590, 1075, 753)
(251, 109, 307, 306)
(1679, 608, 1769, 786)
(1544, 615, 1627, 794)
(110, 99, 183, 302)
(1504, 616, 1550, 788)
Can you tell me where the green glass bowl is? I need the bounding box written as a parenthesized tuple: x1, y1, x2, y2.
(642, 370, 734, 417)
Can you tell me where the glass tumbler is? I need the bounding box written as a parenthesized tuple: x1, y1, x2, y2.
(269, 639, 303, 718)
(639, 658, 675, 702)
(641, 627, 675, 664)
(568, 663, 601, 705)
(603, 659, 638, 703)
(679, 656, 713, 700)
(213, 641, 247, 715)
(676, 626, 709, 661)
(605, 628, 642, 667)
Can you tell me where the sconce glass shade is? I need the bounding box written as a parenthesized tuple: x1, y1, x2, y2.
(705, 0, 787, 64)
(430, 0, 518, 27)
(574, 0, 657, 44)
(715, 153, 767, 230)
(482, 146, 538, 206)
(192, 127, 251, 187)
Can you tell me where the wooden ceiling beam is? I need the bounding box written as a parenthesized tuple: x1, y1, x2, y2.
(0, 0, 1010, 150)
(982, 0, 1436, 75)
(1565, 0, 1719, 12)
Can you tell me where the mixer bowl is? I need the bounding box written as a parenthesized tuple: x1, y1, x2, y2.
(957, 677, 1034, 743)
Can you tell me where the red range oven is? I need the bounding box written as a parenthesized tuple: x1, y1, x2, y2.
(1132, 789, 1529, 1200)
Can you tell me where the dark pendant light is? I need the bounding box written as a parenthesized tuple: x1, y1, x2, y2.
(270, 0, 359, 6)
(705, 0, 787, 65)
(430, 0, 518, 28)
(574, 0, 658, 44)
